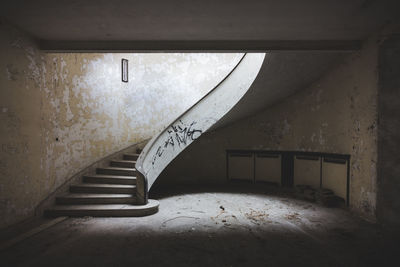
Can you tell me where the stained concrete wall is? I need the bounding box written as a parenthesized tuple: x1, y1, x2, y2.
(159, 36, 379, 219)
(0, 22, 242, 228)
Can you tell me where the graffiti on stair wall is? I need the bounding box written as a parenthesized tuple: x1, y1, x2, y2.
(152, 120, 202, 166)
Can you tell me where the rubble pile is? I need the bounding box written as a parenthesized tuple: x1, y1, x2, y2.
(295, 185, 345, 207)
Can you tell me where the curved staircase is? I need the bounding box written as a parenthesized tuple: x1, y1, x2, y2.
(45, 53, 266, 217)
(45, 151, 159, 217)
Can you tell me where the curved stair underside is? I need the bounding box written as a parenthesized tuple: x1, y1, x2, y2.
(135, 53, 266, 204)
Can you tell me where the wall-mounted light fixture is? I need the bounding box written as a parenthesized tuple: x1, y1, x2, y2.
(122, 58, 128, 82)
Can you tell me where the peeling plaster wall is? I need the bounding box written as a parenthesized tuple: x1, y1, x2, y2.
(160, 37, 379, 219)
(40, 52, 242, 197)
(0, 22, 242, 228)
(0, 23, 45, 229)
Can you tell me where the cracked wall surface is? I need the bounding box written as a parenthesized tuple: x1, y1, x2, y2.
(161, 36, 379, 220)
(0, 22, 242, 228)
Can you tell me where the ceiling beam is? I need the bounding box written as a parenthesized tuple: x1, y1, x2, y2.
(40, 40, 362, 52)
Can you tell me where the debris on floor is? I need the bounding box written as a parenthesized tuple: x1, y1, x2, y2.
(285, 212, 300, 221)
(160, 216, 200, 228)
(244, 208, 269, 225)
(295, 185, 345, 207)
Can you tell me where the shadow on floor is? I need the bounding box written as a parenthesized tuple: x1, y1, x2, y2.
(150, 182, 290, 199)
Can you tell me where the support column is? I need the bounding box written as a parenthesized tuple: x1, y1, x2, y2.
(378, 33, 400, 228)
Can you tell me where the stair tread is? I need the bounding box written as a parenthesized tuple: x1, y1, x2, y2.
(84, 174, 136, 179)
(48, 200, 159, 211)
(58, 193, 134, 198)
(71, 183, 136, 188)
(97, 167, 136, 171)
(110, 160, 136, 163)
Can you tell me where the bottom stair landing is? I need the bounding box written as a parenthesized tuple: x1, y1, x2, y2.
(45, 201, 159, 217)
(45, 151, 159, 217)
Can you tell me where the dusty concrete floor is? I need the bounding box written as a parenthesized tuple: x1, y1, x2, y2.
(1, 185, 398, 267)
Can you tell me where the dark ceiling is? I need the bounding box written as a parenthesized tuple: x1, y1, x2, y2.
(0, 0, 398, 51)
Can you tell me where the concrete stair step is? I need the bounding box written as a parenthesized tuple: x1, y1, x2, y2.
(70, 183, 136, 194)
(83, 174, 136, 185)
(56, 193, 136, 205)
(45, 200, 159, 217)
(110, 160, 136, 168)
(123, 153, 140, 161)
(96, 167, 136, 176)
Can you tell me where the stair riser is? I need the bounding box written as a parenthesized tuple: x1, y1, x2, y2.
(70, 187, 135, 194)
(56, 198, 136, 205)
(123, 154, 139, 161)
(96, 168, 136, 176)
(83, 176, 136, 185)
(44, 207, 159, 217)
(110, 161, 136, 168)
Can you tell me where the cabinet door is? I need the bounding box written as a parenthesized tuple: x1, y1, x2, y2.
(294, 155, 321, 189)
(281, 153, 294, 187)
(255, 154, 281, 185)
(228, 153, 254, 181)
(322, 158, 348, 201)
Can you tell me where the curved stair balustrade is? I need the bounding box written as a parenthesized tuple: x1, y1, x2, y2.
(135, 53, 266, 204)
